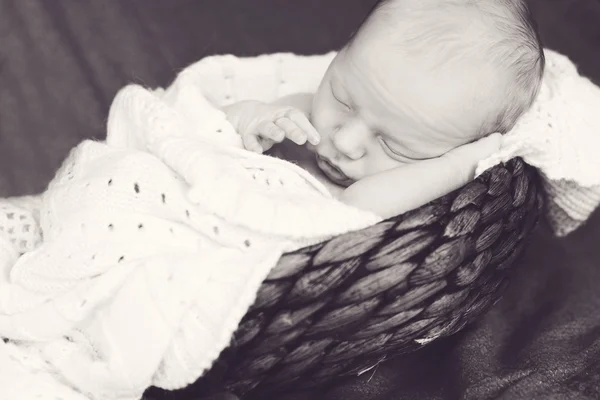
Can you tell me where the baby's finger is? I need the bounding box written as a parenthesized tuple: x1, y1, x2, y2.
(287, 111, 320, 145)
(242, 134, 264, 153)
(259, 137, 276, 152)
(275, 117, 307, 145)
(257, 120, 285, 142)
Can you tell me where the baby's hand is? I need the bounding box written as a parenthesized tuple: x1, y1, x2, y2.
(440, 133, 503, 182)
(225, 100, 320, 153)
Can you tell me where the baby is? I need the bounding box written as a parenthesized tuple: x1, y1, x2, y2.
(0, 2, 548, 400)
(223, 0, 545, 219)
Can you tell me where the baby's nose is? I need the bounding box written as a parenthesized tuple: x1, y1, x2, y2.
(332, 123, 367, 160)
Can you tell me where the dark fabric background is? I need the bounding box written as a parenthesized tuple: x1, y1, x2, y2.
(1, 1, 600, 399)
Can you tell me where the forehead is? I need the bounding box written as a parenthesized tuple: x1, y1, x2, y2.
(331, 31, 502, 145)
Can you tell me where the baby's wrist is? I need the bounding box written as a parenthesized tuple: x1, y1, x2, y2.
(272, 93, 313, 116)
(222, 100, 264, 132)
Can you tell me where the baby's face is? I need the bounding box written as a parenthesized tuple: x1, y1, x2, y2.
(308, 24, 498, 187)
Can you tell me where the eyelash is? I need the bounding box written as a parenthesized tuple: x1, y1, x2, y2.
(379, 137, 401, 156)
(331, 84, 351, 110)
(378, 137, 419, 161)
(327, 82, 420, 162)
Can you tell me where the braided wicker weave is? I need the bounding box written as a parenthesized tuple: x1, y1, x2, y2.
(151, 158, 542, 399)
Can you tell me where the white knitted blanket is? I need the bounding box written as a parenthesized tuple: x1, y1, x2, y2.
(1, 48, 600, 400)
(0, 53, 380, 399)
(476, 50, 600, 236)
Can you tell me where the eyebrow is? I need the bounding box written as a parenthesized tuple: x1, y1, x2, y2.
(332, 75, 390, 132)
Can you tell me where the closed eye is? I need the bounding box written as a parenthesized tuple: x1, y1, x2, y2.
(330, 81, 351, 110)
(378, 137, 423, 162)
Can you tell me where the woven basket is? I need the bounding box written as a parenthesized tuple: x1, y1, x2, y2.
(147, 157, 542, 399)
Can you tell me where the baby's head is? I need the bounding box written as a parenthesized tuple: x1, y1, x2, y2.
(309, 0, 544, 186)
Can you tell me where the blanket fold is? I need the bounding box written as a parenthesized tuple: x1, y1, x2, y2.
(0, 54, 379, 399)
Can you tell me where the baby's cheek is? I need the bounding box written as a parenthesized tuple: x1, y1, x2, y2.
(306, 140, 329, 158)
(365, 155, 406, 178)
(311, 110, 336, 140)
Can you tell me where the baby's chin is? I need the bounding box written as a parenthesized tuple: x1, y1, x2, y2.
(305, 142, 318, 153)
(314, 153, 354, 187)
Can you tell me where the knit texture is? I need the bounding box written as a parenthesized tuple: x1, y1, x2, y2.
(0, 48, 598, 399)
(0, 196, 42, 254)
(0, 53, 378, 400)
(476, 50, 600, 236)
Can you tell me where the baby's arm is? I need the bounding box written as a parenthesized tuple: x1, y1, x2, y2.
(271, 93, 314, 115)
(340, 134, 502, 219)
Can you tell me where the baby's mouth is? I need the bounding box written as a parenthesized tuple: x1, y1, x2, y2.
(315, 154, 353, 187)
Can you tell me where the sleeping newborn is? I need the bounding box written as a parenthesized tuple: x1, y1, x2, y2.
(223, 0, 545, 218)
(0, 3, 562, 399)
